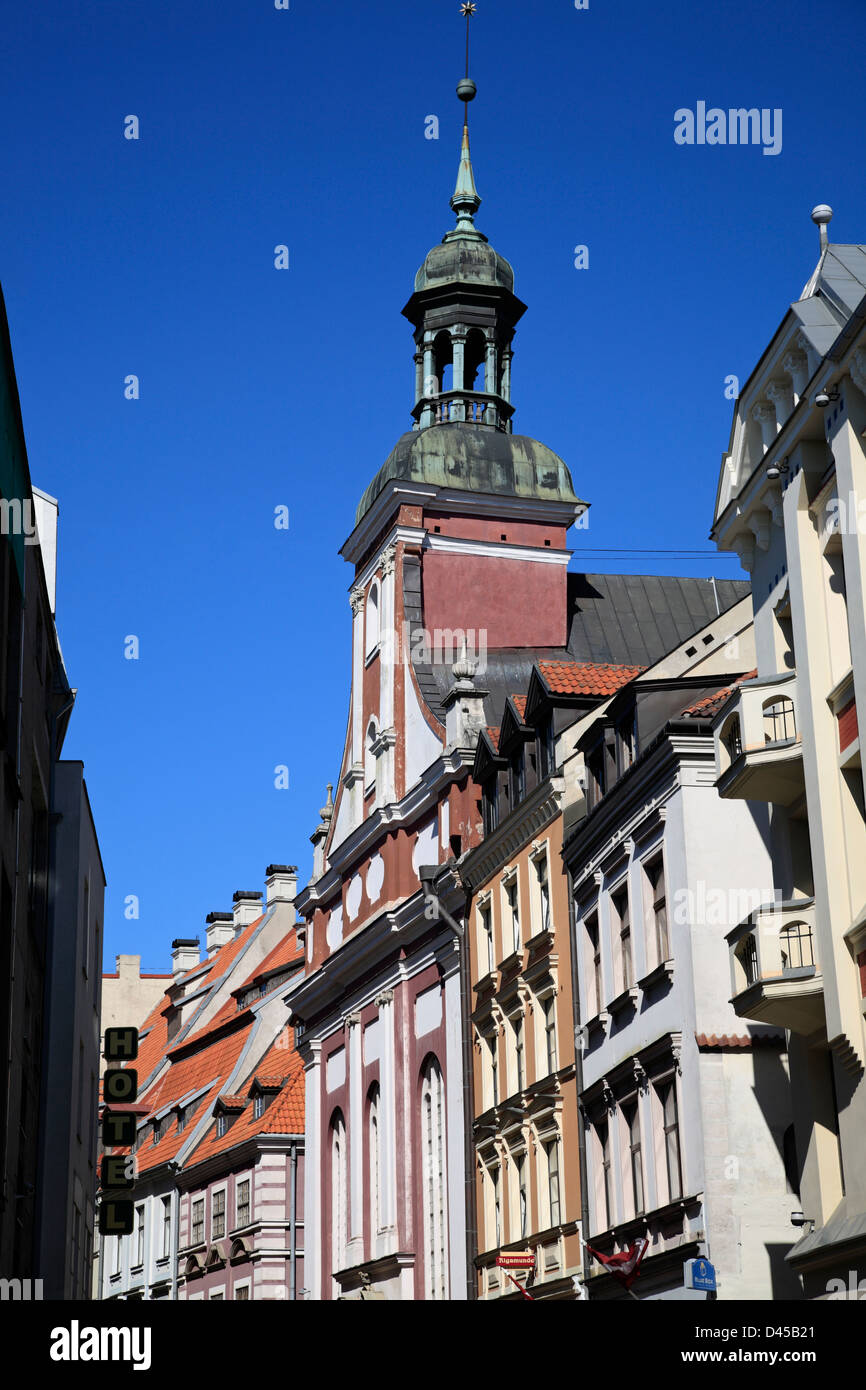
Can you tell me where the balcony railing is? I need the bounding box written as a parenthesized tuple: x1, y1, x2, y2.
(714, 670, 804, 805)
(726, 897, 824, 1035)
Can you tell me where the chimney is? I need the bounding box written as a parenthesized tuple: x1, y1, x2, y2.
(265, 864, 297, 910)
(171, 938, 200, 976)
(115, 953, 142, 981)
(233, 890, 263, 930)
(205, 911, 234, 955)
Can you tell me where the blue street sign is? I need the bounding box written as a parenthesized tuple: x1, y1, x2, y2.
(684, 1258, 717, 1292)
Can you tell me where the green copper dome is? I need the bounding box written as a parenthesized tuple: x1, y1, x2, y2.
(355, 423, 584, 526)
(414, 237, 515, 294)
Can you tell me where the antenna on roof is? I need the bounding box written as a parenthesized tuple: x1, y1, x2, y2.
(811, 204, 833, 252)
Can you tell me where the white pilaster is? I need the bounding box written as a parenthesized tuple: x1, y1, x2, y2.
(376, 989, 398, 1255)
(303, 1044, 322, 1298)
(346, 1014, 364, 1263)
(444, 965, 467, 1299)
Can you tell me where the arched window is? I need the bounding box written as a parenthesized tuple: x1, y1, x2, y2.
(364, 719, 378, 793)
(780, 920, 815, 971)
(330, 1112, 347, 1276)
(432, 330, 453, 396)
(365, 581, 380, 659)
(465, 327, 487, 392)
(763, 696, 795, 745)
(368, 1084, 381, 1236)
(420, 1056, 448, 1299)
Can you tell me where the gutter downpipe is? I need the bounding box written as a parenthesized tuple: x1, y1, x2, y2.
(565, 850, 590, 1298)
(168, 1161, 180, 1301)
(290, 1141, 298, 1301)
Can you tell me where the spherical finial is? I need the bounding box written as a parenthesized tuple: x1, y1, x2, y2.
(811, 204, 833, 227)
(457, 77, 477, 103)
(452, 635, 477, 682)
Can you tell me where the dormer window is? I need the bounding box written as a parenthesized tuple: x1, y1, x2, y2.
(216, 1114, 228, 1138)
(483, 775, 499, 835)
(509, 747, 525, 808)
(538, 715, 556, 778)
(253, 1094, 265, 1120)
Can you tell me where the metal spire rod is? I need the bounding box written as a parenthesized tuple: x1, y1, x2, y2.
(460, 2, 477, 126)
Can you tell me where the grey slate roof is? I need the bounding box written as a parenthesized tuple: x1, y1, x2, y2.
(411, 570, 750, 727)
(794, 243, 866, 356)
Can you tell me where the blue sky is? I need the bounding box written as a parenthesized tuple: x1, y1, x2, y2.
(1, 0, 864, 972)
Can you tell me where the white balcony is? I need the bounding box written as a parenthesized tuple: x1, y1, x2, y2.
(715, 670, 804, 805)
(726, 897, 824, 1035)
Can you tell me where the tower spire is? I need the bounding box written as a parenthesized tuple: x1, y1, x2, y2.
(449, 4, 481, 239)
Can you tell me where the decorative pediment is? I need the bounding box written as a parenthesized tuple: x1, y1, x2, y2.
(229, 1236, 252, 1264)
(205, 1241, 228, 1270)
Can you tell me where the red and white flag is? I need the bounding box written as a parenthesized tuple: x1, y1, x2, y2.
(585, 1236, 648, 1290)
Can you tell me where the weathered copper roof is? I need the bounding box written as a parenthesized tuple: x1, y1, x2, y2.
(414, 235, 515, 294)
(355, 422, 583, 525)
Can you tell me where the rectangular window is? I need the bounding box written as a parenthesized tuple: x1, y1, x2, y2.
(598, 1118, 612, 1229)
(544, 996, 557, 1074)
(506, 880, 520, 955)
(177, 1106, 186, 1133)
(510, 749, 525, 808)
(113, 1232, 122, 1275)
(483, 777, 499, 835)
(514, 1016, 525, 1094)
(659, 1080, 683, 1202)
(490, 1037, 499, 1108)
(161, 1197, 171, 1258)
(212, 1189, 226, 1240)
(479, 902, 494, 976)
(624, 1102, 644, 1216)
(236, 1178, 250, 1228)
(493, 1167, 501, 1247)
(585, 911, 602, 1016)
(253, 1093, 264, 1120)
(191, 1198, 204, 1245)
(612, 886, 633, 991)
(547, 1139, 561, 1226)
(235, 1285, 250, 1300)
(536, 853, 551, 933)
(135, 1205, 144, 1266)
(644, 855, 668, 964)
(517, 1155, 528, 1239)
(216, 1113, 228, 1138)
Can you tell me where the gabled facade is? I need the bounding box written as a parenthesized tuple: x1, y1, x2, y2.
(96, 867, 306, 1301)
(711, 206, 866, 1297)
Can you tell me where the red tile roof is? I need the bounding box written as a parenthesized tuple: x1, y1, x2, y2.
(185, 1037, 304, 1167)
(485, 726, 500, 751)
(216, 1094, 246, 1110)
(680, 670, 760, 720)
(538, 660, 647, 697)
(510, 695, 527, 718)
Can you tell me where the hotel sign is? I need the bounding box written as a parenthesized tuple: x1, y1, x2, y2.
(496, 1251, 535, 1270)
(98, 1027, 139, 1235)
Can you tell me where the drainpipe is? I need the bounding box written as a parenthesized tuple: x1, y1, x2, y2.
(566, 861, 590, 1296)
(290, 1142, 298, 1301)
(168, 1161, 180, 1301)
(96, 1198, 105, 1299)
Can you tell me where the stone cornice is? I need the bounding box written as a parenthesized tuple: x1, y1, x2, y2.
(459, 776, 565, 893)
(296, 748, 473, 915)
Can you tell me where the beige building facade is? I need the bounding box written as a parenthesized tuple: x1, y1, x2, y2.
(711, 207, 866, 1297)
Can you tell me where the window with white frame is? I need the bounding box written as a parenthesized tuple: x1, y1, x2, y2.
(236, 1178, 250, 1229)
(584, 908, 603, 1016)
(113, 1232, 122, 1275)
(478, 899, 494, 976)
(368, 1084, 381, 1234)
(212, 1188, 226, 1240)
(593, 1116, 612, 1231)
(330, 1112, 348, 1274)
(253, 1093, 265, 1120)
(656, 1078, 683, 1203)
(234, 1283, 250, 1300)
(546, 1138, 561, 1226)
(191, 1197, 204, 1246)
(132, 1204, 143, 1267)
(515, 1152, 528, 1240)
(161, 1196, 171, 1258)
(611, 884, 633, 992)
(488, 1034, 499, 1108)
(504, 876, 520, 956)
(623, 1100, 645, 1217)
(542, 995, 557, 1075)
(491, 1164, 502, 1249)
(514, 1014, 525, 1093)
(534, 851, 551, 933)
(365, 580, 380, 659)
(420, 1056, 448, 1299)
(364, 719, 378, 793)
(643, 853, 668, 966)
